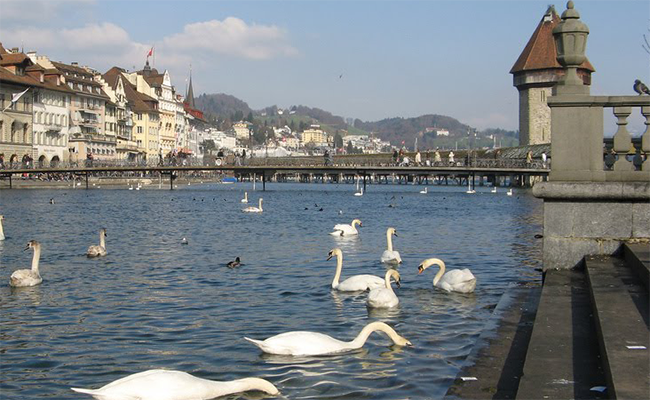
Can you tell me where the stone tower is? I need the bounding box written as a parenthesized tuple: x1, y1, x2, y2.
(510, 5, 594, 145)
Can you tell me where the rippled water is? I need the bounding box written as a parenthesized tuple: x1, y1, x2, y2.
(0, 182, 542, 399)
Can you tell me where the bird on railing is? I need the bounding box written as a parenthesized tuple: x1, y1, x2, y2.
(633, 79, 650, 95)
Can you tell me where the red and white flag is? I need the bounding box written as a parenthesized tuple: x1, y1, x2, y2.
(146, 47, 154, 58)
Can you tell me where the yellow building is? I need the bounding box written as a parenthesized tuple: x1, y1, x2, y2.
(301, 125, 328, 145)
(233, 121, 251, 140)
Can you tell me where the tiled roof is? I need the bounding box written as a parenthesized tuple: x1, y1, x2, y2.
(143, 74, 164, 87)
(0, 66, 43, 88)
(510, 6, 594, 74)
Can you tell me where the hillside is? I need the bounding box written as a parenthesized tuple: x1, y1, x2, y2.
(194, 93, 252, 120)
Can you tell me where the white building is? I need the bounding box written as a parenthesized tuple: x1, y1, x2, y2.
(233, 121, 252, 140)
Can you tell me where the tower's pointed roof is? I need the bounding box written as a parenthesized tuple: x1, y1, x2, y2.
(186, 74, 195, 108)
(510, 5, 594, 74)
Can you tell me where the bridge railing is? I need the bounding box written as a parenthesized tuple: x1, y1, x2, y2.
(548, 95, 649, 182)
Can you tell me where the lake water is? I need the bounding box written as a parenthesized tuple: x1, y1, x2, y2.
(0, 182, 543, 399)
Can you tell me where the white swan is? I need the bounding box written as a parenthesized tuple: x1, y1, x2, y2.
(327, 248, 384, 292)
(507, 188, 513, 196)
(244, 321, 411, 356)
(380, 227, 402, 265)
(10, 240, 43, 287)
(419, 187, 428, 194)
(367, 269, 401, 308)
(491, 186, 497, 193)
(330, 219, 362, 236)
(0, 215, 5, 241)
(354, 187, 364, 197)
(86, 228, 107, 257)
(241, 192, 249, 203)
(242, 198, 263, 213)
(71, 369, 279, 400)
(418, 257, 476, 293)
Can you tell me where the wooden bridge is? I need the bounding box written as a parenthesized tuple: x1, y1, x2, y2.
(0, 162, 549, 190)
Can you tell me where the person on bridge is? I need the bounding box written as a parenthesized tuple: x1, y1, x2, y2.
(415, 151, 421, 166)
(434, 148, 442, 165)
(448, 151, 455, 165)
(392, 150, 399, 165)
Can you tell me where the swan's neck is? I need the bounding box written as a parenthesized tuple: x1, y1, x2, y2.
(349, 322, 403, 349)
(201, 378, 278, 398)
(244, 192, 248, 200)
(31, 246, 41, 273)
(384, 270, 396, 294)
(332, 253, 343, 288)
(386, 231, 393, 252)
(0, 220, 4, 240)
(431, 260, 446, 286)
(99, 231, 106, 248)
(352, 220, 359, 228)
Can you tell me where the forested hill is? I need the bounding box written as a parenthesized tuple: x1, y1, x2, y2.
(194, 93, 252, 120)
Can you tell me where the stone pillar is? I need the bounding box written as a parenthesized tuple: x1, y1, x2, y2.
(533, 1, 650, 270)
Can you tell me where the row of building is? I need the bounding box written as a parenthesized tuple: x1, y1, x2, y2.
(0, 43, 206, 167)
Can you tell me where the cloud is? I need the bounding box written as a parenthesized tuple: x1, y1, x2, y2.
(162, 17, 298, 60)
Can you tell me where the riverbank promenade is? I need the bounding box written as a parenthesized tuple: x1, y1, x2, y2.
(446, 2, 649, 399)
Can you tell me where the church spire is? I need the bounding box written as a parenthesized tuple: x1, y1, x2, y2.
(186, 66, 195, 108)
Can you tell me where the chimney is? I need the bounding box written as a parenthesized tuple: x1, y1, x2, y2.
(71, 62, 78, 66)
(10, 47, 19, 53)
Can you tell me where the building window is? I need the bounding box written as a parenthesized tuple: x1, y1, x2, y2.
(137, 126, 143, 134)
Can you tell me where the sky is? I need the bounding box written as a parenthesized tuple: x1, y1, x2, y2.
(1, 0, 648, 131)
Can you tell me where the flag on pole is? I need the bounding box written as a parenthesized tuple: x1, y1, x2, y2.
(146, 47, 153, 58)
(2, 87, 30, 112)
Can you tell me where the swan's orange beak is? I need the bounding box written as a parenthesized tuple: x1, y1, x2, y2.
(417, 265, 424, 274)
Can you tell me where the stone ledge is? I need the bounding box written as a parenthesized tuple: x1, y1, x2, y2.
(533, 181, 650, 200)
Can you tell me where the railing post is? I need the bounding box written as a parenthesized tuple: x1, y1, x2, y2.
(85, 171, 89, 189)
(612, 106, 633, 171)
(642, 106, 650, 171)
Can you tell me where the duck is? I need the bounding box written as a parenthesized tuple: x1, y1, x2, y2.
(418, 257, 476, 293)
(367, 269, 401, 308)
(227, 257, 241, 268)
(244, 321, 411, 356)
(49, 198, 55, 204)
(241, 192, 249, 203)
(329, 219, 362, 236)
(71, 369, 279, 400)
(419, 187, 428, 194)
(0, 215, 4, 241)
(327, 248, 384, 292)
(10, 240, 43, 287)
(181, 237, 189, 245)
(86, 228, 107, 258)
(380, 227, 402, 265)
(242, 198, 263, 213)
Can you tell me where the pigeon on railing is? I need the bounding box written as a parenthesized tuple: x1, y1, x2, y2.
(633, 79, 650, 95)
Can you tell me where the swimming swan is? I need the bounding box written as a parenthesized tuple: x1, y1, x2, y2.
(244, 321, 411, 356)
(86, 228, 107, 258)
(241, 192, 249, 203)
(380, 227, 402, 265)
(330, 219, 362, 236)
(10, 240, 43, 287)
(242, 198, 263, 213)
(71, 369, 279, 400)
(367, 269, 401, 308)
(354, 187, 364, 197)
(419, 187, 428, 194)
(507, 188, 513, 196)
(418, 258, 476, 293)
(327, 248, 384, 292)
(0, 215, 4, 241)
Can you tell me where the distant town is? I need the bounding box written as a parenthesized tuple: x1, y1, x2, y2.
(0, 42, 520, 169)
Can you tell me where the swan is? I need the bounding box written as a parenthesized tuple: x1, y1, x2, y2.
(242, 198, 263, 213)
(70, 369, 279, 400)
(418, 257, 476, 293)
(10, 240, 43, 287)
(86, 228, 107, 258)
(330, 219, 362, 236)
(507, 188, 513, 196)
(244, 321, 411, 356)
(241, 192, 249, 203)
(0, 215, 5, 241)
(491, 187, 497, 193)
(354, 187, 364, 197)
(380, 227, 402, 265)
(419, 187, 428, 194)
(227, 257, 241, 268)
(327, 248, 384, 292)
(367, 269, 401, 308)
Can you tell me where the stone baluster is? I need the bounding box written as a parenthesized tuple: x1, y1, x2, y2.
(612, 106, 632, 171)
(642, 106, 650, 171)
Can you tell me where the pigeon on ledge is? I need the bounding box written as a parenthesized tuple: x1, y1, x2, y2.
(633, 79, 650, 95)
